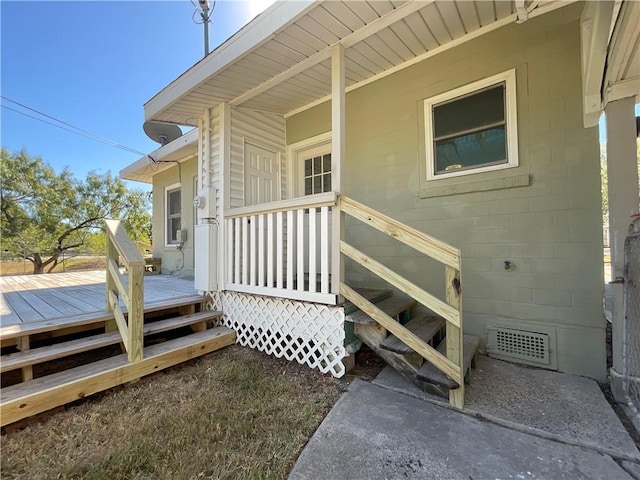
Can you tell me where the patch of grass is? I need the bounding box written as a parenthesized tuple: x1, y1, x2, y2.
(0, 346, 346, 480)
(0, 257, 106, 276)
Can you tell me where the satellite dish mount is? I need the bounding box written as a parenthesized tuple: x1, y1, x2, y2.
(143, 121, 182, 146)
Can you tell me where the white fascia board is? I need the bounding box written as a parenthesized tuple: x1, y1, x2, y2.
(120, 129, 199, 183)
(581, 1, 616, 128)
(144, 0, 318, 121)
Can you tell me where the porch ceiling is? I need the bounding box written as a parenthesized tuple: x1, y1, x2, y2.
(145, 0, 573, 126)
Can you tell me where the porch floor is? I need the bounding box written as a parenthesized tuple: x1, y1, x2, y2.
(0, 271, 198, 327)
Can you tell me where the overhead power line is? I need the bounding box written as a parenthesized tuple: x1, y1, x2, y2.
(1, 96, 150, 158)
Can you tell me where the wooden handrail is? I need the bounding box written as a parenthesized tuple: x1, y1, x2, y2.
(225, 191, 337, 218)
(104, 220, 145, 267)
(104, 219, 144, 363)
(340, 196, 460, 270)
(338, 195, 465, 408)
(340, 241, 460, 327)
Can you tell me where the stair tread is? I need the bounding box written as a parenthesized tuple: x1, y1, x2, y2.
(346, 296, 415, 325)
(0, 294, 207, 340)
(380, 315, 445, 354)
(416, 334, 480, 389)
(1, 326, 234, 403)
(1, 311, 222, 372)
(342, 289, 392, 315)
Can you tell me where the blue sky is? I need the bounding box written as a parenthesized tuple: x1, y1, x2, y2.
(1, 0, 272, 188)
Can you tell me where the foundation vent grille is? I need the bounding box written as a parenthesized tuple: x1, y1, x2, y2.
(486, 325, 556, 369)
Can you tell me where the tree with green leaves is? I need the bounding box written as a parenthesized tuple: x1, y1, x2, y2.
(1, 148, 151, 274)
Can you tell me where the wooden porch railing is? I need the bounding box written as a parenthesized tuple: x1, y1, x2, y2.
(224, 192, 337, 305)
(105, 219, 145, 363)
(338, 196, 466, 408)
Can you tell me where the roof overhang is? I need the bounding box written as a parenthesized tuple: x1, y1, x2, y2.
(581, 0, 640, 127)
(120, 128, 198, 183)
(143, 0, 576, 126)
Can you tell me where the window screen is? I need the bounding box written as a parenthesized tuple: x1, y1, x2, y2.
(432, 83, 508, 175)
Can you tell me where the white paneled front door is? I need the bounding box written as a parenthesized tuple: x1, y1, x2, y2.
(244, 143, 279, 206)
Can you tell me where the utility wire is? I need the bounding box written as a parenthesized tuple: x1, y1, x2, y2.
(1, 96, 153, 159)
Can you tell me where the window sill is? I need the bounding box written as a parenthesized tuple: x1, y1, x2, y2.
(418, 173, 530, 198)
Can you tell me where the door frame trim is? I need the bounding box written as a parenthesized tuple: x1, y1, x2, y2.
(287, 131, 331, 198)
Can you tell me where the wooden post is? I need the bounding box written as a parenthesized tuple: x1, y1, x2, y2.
(331, 43, 345, 301)
(16, 336, 33, 382)
(445, 265, 464, 408)
(105, 236, 118, 312)
(105, 235, 119, 334)
(127, 264, 144, 363)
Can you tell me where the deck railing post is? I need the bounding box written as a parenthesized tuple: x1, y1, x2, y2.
(127, 263, 144, 362)
(445, 265, 464, 408)
(105, 236, 118, 312)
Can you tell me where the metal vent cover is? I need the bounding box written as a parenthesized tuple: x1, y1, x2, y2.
(486, 324, 557, 370)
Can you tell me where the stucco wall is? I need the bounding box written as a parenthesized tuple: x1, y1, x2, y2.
(286, 4, 606, 381)
(152, 157, 197, 277)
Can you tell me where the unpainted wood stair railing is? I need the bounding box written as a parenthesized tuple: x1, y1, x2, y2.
(338, 195, 466, 408)
(104, 219, 145, 363)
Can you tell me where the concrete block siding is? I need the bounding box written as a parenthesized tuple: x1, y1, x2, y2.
(287, 4, 606, 381)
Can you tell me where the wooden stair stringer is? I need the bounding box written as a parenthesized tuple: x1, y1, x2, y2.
(0, 326, 236, 427)
(354, 322, 447, 398)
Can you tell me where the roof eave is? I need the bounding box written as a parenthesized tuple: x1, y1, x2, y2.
(143, 0, 319, 124)
(120, 129, 199, 183)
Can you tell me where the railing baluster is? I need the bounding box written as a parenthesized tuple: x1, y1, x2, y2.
(267, 213, 274, 288)
(308, 207, 317, 293)
(276, 211, 284, 289)
(234, 217, 241, 285)
(227, 219, 234, 285)
(297, 209, 304, 292)
(250, 215, 257, 286)
(242, 216, 249, 285)
(287, 210, 294, 289)
(258, 214, 265, 287)
(320, 206, 329, 294)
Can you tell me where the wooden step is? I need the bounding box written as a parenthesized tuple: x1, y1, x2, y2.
(346, 296, 415, 325)
(342, 289, 392, 315)
(0, 294, 207, 341)
(416, 335, 480, 389)
(0, 326, 236, 427)
(379, 315, 445, 354)
(0, 311, 222, 373)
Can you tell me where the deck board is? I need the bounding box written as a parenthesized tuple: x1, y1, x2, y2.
(0, 271, 200, 327)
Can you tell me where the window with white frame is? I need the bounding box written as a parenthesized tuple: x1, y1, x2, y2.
(165, 183, 181, 246)
(303, 153, 332, 195)
(424, 70, 518, 180)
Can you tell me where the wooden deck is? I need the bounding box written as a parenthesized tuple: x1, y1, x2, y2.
(0, 271, 199, 327)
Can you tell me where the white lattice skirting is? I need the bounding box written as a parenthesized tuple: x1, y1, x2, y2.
(204, 291, 346, 377)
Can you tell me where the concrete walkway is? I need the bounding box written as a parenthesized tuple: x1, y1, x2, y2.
(289, 359, 640, 480)
(374, 355, 640, 461)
